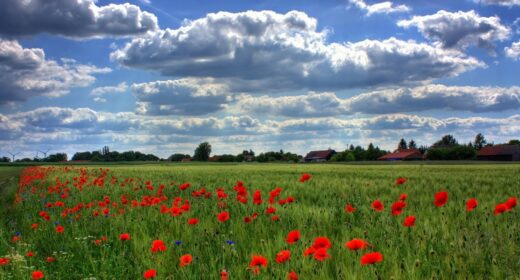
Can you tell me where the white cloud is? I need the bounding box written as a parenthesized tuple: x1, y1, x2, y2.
(112, 10, 484, 92)
(505, 41, 520, 60)
(235, 85, 520, 117)
(131, 79, 232, 115)
(3, 107, 519, 157)
(398, 10, 510, 53)
(0, 39, 111, 104)
(349, 0, 410, 16)
(0, 0, 158, 38)
(475, 0, 520, 6)
(91, 82, 128, 96)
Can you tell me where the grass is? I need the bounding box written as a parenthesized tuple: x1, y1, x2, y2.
(1, 163, 519, 279)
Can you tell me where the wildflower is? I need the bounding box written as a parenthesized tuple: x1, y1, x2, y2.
(275, 250, 291, 264)
(56, 225, 64, 234)
(32, 271, 44, 280)
(249, 255, 268, 274)
(312, 237, 332, 250)
(151, 240, 167, 253)
(299, 173, 311, 183)
(179, 183, 190, 191)
(391, 201, 406, 216)
(345, 203, 356, 213)
(188, 218, 199, 225)
(313, 248, 330, 261)
(403, 215, 416, 227)
(434, 191, 448, 207)
(372, 200, 384, 212)
(345, 239, 367, 251)
(395, 177, 407, 185)
(399, 194, 408, 201)
(46, 257, 56, 263)
(179, 254, 193, 267)
(217, 211, 229, 222)
(287, 271, 298, 280)
(505, 197, 517, 210)
(119, 233, 130, 241)
(286, 230, 300, 244)
(494, 203, 508, 215)
(0, 257, 9, 266)
(143, 269, 157, 279)
(361, 252, 383, 265)
(220, 270, 229, 280)
(466, 198, 478, 212)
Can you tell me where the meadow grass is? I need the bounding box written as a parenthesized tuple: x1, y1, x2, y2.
(0, 163, 519, 279)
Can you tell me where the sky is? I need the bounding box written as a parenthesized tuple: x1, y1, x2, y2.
(1, 0, 519, 159)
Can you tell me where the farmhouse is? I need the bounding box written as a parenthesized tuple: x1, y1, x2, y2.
(477, 145, 520, 161)
(304, 149, 336, 162)
(378, 149, 423, 161)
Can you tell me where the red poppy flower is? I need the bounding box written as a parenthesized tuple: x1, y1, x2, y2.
(299, 173, 311, 183)
(303, 247, 316, 257)
(179, 183, 190, 191)
(151, 240, 167, 253)
(0, 257, 9, 266)
(345, 203, 356, 213)
(188, 218, 199, 225)
(249, 255, 268, 274)
(466, 198, 478, 212)
(494, 203, 508, 215)
(179, 254, 193, 267)
(220, 270, 229, 280)
(55, 225, 64, 233)
(312, 236, 332, 249)
(395, 177, 407, 185)
(403, 215, 416, 227)
(313, 247, 330, 261)
(345, 239, 367, 251)
(434, 191, 448, 207)
(275, 250, 291, 264)
(217, 211, 229, 222)
(287, 271, 298, 280)
(266, 207, 276, 215)
(360, 252, 383, 265)
(286, 230, 300, 244)
(26, 251, 35, 257)
(253, 190, 262, 205)
(143, 269, 157, 279)
(399, 194, 408, 201)
(46, 257, 56, 263)
(372, 200, 384, 212)
(271, 215, 280, 221)
(391, 201, 406, 216)
(31, 223, 38, 230)
(119, 233, 131, 241)
(505, 197, 517, 210)
(32, 271, 44, 280)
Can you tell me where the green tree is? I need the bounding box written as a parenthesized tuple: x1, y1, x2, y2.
(193, 142, 212, 161)
(408, 139, 417, 149)
(473, 133, 486, 150)
(434, 135, 458, 147)
(508, 139, 520, 145)
(398, 138, 407, 150)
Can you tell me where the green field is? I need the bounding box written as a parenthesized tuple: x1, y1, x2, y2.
(1, 163, 519, 279)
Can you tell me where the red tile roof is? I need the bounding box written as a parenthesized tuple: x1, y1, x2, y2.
(378, 149, 422, 160)
(477, 145, 520, 156)
(304, 150, 335, 159)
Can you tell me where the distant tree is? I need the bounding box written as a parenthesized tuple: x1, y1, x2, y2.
(434, 134, 458, 147)
(193, 142, 212, 161)
(169, 154, 190, 162)
(72, 151, 92, 161)
(349, 144, 355, 151)
(102, 146, 110, 156)
(508, 139, 520, 145)
(418, 145, 428, 154)
(408, 139, 417, 149)
(398, 138, 407, 150)
(473, 133, 486, 150)
(330, 151, 356, 162)
(45, 153, 68, 162)
(0, 157, 11, 162)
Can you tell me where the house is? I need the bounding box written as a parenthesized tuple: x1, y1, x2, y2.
(304, 149, 336, 162)
(378, 149, 423, 161)
(477, 145, 520, 161)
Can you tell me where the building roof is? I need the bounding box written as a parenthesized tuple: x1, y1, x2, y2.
(378, 149, 422, 160)
(477, 145, 520, 156)
(304, 149, 335, 159)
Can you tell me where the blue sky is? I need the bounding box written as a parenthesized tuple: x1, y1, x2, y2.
(1, 0, 519, 159)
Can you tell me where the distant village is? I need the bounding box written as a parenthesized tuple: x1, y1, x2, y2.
(2, 133, 520, 163)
